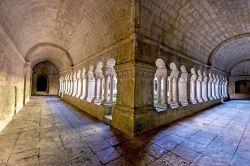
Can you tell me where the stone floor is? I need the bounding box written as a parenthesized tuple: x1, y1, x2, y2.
(0, 97, 250, 166)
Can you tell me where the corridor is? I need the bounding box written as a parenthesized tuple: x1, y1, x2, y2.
(0, 97, 249, 166)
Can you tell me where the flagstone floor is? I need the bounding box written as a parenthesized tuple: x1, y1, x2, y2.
(0, 96, 250, 166)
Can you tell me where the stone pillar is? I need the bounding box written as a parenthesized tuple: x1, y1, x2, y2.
(168, 77, 173, 104)
(215, 75, 219, 99)
(190, 68, 197, 104)
(212, 74, 216, 99)
(208, 73, 213, 100)
(202, 72, 208, 101)
(73, 72, 77, 97)
(112, 62, 156, 135)
(99, 76, 103, 101)
(161, 75, 168, 107)
(156, 76, 162, 105)
(169, 63, 179, 107)
(178, 66, 188, 106)
(80, 71, 86, 100)
(103, 75, 109, 103)
(92, 76, 98, 103)
(225, 79, 228, 97)
(84, 75, 89, 100)
(196, 70, 203, 103)
(110, 75, 114, 103)
(70, 74, 74, 96)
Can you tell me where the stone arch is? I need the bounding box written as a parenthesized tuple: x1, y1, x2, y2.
(25, 43, 74, 71)
(208, 33, 250, 65)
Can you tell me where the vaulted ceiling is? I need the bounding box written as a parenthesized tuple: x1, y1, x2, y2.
(0, 0, 133, 71)
(140, 0, 250, 74)
(1, 0, 250, 74)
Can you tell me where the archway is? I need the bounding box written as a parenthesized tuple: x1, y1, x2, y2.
(37, 76, 48, 92)
(235, 80, 250, 94)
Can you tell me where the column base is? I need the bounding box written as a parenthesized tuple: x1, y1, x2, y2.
(198, 98, 204, 103)
(180, 101, 188, 106)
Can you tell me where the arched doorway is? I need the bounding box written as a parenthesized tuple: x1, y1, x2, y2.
(235, 80, 250, 94)
(37, 76, 48, 92)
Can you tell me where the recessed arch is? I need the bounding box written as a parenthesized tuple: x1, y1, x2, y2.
(208, 33, 250, 72)
(25, 43, 74, 71)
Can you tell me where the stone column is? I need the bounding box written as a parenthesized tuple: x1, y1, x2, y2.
(156, 76, 162, 105)
(202, 72, 208, 102)
(80, 73, 85, 100)
(190, 68, 197, 104)
(161, 75, 168, 107)
(196, 70, 203, 103)
(168, 77, 173, 104)
(110, 75, 114, 103)
(172, 78, 179, 106)
(215, 75, 219, 99)
(208, 73, 213, 100)
(178, 66, 188, 106)
(84, 75, 89, 100)
(103, 75, 109, 103)
(212, 74, 216, 99)
(70, 74, 74, 96)
(225, 79, 228, 97)
(92, 74, 98, 103)
(98, 76, 103, 102)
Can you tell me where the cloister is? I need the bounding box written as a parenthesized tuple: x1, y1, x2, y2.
(1, 0, 250, 165)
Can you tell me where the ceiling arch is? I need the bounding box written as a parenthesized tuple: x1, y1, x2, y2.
(0, 0, 133, 65)
(25, 43, 73, 71)
(231, 60, 250, 76)
(139, 0, 250, 66)
(211, 36, 250, 73)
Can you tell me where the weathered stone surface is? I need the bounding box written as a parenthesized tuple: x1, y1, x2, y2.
(0, 97, 249, 165)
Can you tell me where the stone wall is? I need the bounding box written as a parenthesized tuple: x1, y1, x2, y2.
(0, 27, 29, 132)
(32, 61, 59, 96)
(229, 76, 250, 99)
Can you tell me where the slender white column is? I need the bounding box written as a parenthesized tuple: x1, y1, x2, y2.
(162, 75, 168, 106)
(92, 76, 98, 102)
(157, 76, 162, 105)
(168, 77, 173, 104)
(172, 78, 178, 105)
(190, 68, 197, 104)
(202, 72, 208, 101)
(208, 73, 213, 100)
(80, 72, 86, 100)
(99, 76, 103, 101)
(215, 75, 219, 99)
(84, 75, 89, 100)
(103, 75, 109, 103)
(196, 70, 203, 103)
(110, 75, 114, 103)
(169, 62, 179, 107)
(212, 74, 216, 99)
(178, 65, 188, 106)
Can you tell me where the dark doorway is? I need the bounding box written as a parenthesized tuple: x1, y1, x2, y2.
(37, 76, 47, 92)
(235, 80, 250, 94)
